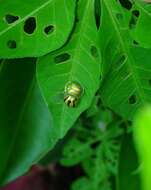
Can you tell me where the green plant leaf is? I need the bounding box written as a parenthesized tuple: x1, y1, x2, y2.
(117, 134, 141, 190)
(0, 0, 76, 58)
(82, 125, 122, 190)
(37, 0, 102, 139)
(60, 137, 93, 166)
(71, 177, 94, 190)
(60, 110, 123, 190)
(130, 1, 151, 48)
(133, 106, 151, 190)
(0, 59, 53, 185)
(99, 0, 151, 120)
(72, 177, 111, 190)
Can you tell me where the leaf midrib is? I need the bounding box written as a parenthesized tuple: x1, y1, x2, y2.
(103, 0, 146, 104)
(59, 0, 96, 136)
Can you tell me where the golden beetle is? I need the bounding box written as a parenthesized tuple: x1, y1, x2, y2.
(64, 81, 83, 108)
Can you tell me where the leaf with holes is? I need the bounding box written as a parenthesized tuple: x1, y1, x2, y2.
(117, 0, 151, 49)
(0, 59, 54, 185)
(37, 0, 102, 139)
(99, 0, 151, 120)
(0, 0, 76, 58)
(130, 0, 151, 48)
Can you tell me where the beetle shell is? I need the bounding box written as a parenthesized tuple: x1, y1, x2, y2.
(64, 81, 83, 107)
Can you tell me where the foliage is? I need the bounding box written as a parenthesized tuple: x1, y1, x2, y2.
(60, 107, 123, 190)
(0, 0, 150, 189)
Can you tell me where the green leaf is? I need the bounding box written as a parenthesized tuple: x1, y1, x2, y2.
(133, 106, 151, 190)
(37, 0, 102, 139)
(60, 138, 93, 166)
(72, 176, 111, 190)
(82, 146, 107, 186)
(0, 0, 76, 58)
(71, 177, 93, 190)
(117, 134, 141, 190)
(60, 113, 122, 190)
(130, 1, 151, 48)
(82, 125, 122, 189)
(99, 0, 151, 120)
(0, 59, 53, 185)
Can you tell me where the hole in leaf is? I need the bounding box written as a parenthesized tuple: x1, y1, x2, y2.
(129, 10, 140, 29)
(90, 46, 99, 57)
(129, 94, 137, 104)
(132, 10, 140, 17)
(94, 0, 101, 29)
(7, 40, 17, 49)
(24, 17, 36, 34)
(133, 40, 139, 45)
(54, 53, 71, 64)
(5, 14, 19, 24)
(44, 25, 54, 35)
(119, 0, 133, 10)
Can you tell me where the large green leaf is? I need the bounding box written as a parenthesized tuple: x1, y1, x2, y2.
(0, 59, 53, 186)
(0, 0, 76, 58)
(37, 0, 102, 139)
(99, 0, 151, 120)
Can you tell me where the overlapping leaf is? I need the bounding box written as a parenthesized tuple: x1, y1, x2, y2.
(37, 0, 102, 139)
(99, 0, 151, 120)
(0, 59, 53, 185)
(0, 0, 76, 58)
